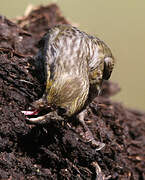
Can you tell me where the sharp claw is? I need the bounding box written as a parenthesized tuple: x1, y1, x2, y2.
(21, 110, 39, 116)
(91, 140, 105, 151)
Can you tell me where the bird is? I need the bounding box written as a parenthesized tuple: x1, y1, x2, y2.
(22, 24, 115, 150)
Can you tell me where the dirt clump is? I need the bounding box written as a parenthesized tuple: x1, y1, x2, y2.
(0, 4, 145, 180)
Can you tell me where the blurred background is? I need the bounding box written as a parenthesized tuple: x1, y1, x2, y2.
(0, 0, 145, 111)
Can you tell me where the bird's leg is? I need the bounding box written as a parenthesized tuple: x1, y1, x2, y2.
(77, 109, 106, 179)
(77, 109, 105, 151)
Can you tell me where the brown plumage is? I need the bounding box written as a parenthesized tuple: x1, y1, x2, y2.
(31, 24, 114, 115)
(22, 24, 115, 150)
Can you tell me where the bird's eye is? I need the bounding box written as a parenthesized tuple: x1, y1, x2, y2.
(57, 107, 66, 116)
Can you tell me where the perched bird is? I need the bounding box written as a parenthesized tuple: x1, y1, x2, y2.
(22, 24, 115, 150)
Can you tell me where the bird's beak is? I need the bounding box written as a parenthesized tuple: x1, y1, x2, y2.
(22, 110, 63, 125)
(21, 110, 39, 116)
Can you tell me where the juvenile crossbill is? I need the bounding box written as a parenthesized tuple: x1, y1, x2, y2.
(22, 24, 115, 150)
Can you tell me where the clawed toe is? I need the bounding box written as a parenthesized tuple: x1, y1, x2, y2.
(91, 140, 105, 151)
(80, 128, 105, 150)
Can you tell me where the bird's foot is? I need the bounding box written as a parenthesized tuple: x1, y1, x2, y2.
(80, 128, 105, 151)
(77, 110, 105, 151)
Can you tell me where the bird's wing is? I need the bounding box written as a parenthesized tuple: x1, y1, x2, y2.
(88, 39, 115, 99)
(93, 39, 115, 81)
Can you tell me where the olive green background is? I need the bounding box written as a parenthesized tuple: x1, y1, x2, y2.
(0, 0, 145, 111)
